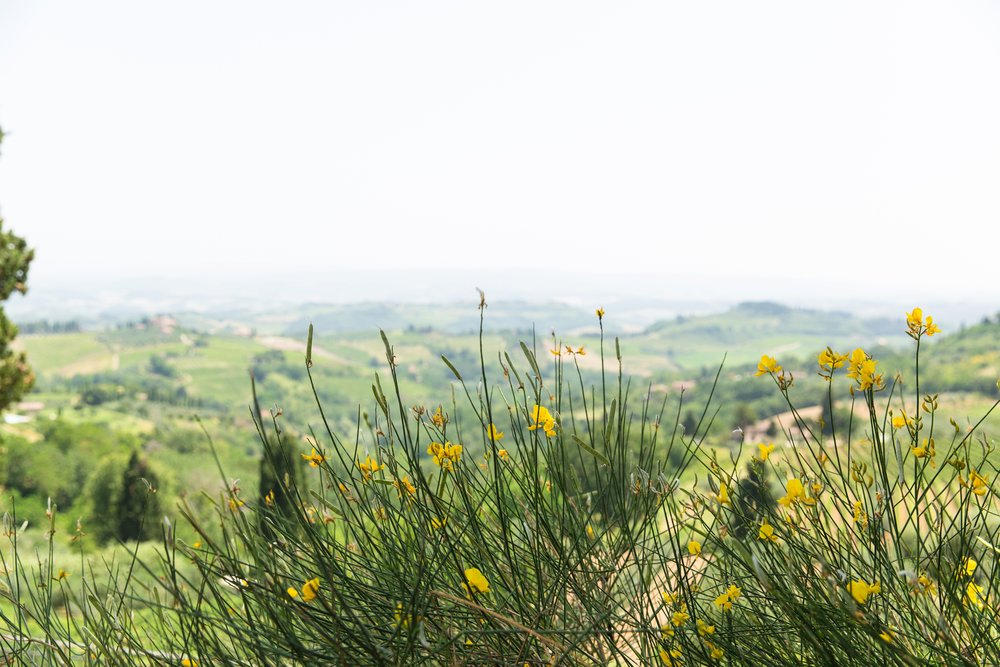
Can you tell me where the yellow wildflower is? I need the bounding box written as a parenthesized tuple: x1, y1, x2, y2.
(696, 619, 715, 636)
(778, 478, 816, 508)
(286, 587, 298, 599)
(906, 307, 941, 339)
(671, 609, 690, 626)
(755, 355, 782, 377)
(852, 500, 868, 528)
(818, 348, 848, 372)
(486, 423, 504, 442)
(659, 647, 682, 666)
(550, 348, 562, 357)
(758, 520, 777, 542)
(358, 455, 383, 481)
(970, 468, 989, 496)
(431, 406, 448, 428)
(713, 584, 741, 611)
(756, 442, 776, 462)
(892, 410, 913, 430)
(963, 557, 977, 577)
(54, 568, 69, 581)
(181, 660, 199, 667)
(879, 630, 895, 644)
(687, 540, 702, 556)
(264, 489, 275, 507)
(916, 574, 936, 595)
(497, 449, 509, 460)
(393, 475, 416, 499)
(586, 524, 595, 539)
(596, 308, 605, 320)
(301, 448, 325, 467)
(576, 346, 586, 355)
(708, 643, 724, 660)
(427, 441, 463, 471)
(966, 581, 986, 609)
(846, 579, 880, 605)
(716, 482, 731, 506)
(528, 404, 557, 437)
(463, 567, 490, 596)
(301, 577, 320, 602)
(912, 438, 936, 465)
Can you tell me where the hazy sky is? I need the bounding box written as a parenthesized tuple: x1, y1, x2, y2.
(1, 1, 999, 300)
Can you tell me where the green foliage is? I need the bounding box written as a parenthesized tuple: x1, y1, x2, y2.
(83, 450, 164, 544)
(0, 127, 35, 412)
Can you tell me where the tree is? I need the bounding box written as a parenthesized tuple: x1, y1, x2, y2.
(0, 126, 36, 412)
(116, 451, 163, 542)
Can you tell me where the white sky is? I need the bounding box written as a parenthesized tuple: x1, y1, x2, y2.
(1, 1, 999, 300)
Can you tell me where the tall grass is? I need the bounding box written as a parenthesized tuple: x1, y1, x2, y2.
(0, 300, 996, 665)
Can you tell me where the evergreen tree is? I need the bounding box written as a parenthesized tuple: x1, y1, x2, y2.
(0, 126, 36, 412)
(116, 451, 163, 542)
(252, 372, 300, 534)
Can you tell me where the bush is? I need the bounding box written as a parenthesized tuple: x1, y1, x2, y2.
(0, 304, 996, 666)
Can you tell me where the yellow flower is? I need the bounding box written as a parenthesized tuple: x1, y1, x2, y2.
(778, 478, 815, 508)
(431, 406, 448, 427)
(713, 584, 741, 611)
(528, 404, 557, 437)
(906, 307, 941, 338)
(596, 308, 605, 320)
(301, 448, 325, 467)
(756, 442, 776, 462)
(486, 423, 504, 442)
(708, 643, 724, 660)
(586, 524, 595, 539)
(181, 660, 199, 667)
(463, 567, 490, 595)
(393, 475, 416, 499)
(970, 469, 989, 496)
(757, 520, 777, 542)
(912, 438, 936, 464)
(963, 557, 977, 577)
(671, 609, 690, 626)
(358, 455, 383, 481)
(427, 441, 463, 471)
(852, 500, 868, 528)
(659, 646, 682, 666)
(576, 346, 586, 355)
(687, 540, 702, 556)
(755, 355, 782, 377)
(286, 587, 298, 599)
(817, 348, 848, 372)
(497, 449, 509, 460)
(696, 619, 715, 636)
(264, 489, 275, 506)
(301, 577, 320, 602)
(846, 579, 880, 605)
(549, 348, 562, 357)
(715, 482, 731, 506)
(916, 574, 937, 595)
(192, 541, 202, 549)
(879, 630, 895, 644)
(53, 568, 69, 581)
(966, 581, 986, 609)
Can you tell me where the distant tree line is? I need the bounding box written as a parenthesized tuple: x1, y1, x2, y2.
(16, 320, 82, 334)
